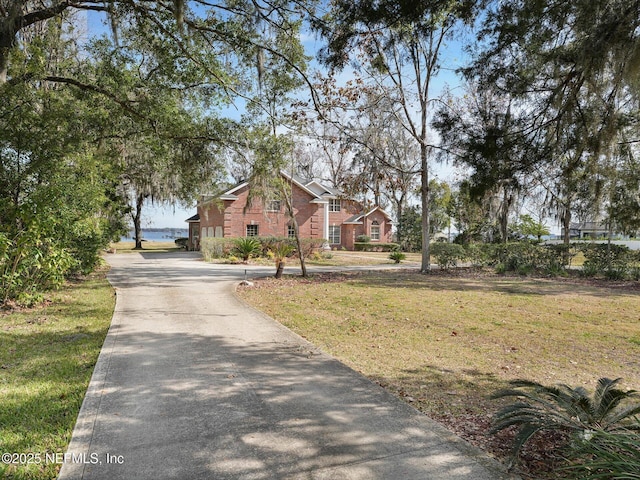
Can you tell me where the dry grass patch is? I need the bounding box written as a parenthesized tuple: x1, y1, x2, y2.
(238, 270, 640, 478)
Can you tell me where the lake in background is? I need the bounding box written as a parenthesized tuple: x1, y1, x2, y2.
(120, 229, 188, 243)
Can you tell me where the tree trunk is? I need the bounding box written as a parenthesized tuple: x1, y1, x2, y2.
(275, 260, 285, 279)
(420, 144, 430, 273)
(132, 193, 145, 250)
(562, 204, 571, 246)
(282, 185, 307, 277)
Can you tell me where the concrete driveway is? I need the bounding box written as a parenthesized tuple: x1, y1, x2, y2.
(58, 252, 515, 480)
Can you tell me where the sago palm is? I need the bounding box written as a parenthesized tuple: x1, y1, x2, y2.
(233, 237, 262, 262)
(490, 377, 640, 462)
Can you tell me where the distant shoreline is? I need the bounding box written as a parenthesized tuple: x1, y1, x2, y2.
(120, 228, 188, 243)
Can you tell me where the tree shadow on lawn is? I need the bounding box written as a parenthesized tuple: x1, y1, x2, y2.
(330, 269, 640, 299)
(372, 364, 508, 416)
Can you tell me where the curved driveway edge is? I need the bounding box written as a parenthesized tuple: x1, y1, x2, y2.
(59, 252, 517, 479)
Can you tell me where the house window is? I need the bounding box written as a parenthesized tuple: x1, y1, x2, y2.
(329, 199, 341, 212)
(288, 225, 296, 238)
(246, 224, 259, 237)
(266, 199, 281, 212)
(329, 225, 341, 244)
(370, 221, 380, 241)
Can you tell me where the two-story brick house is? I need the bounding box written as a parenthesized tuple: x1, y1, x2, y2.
(185, 172, 393, 251)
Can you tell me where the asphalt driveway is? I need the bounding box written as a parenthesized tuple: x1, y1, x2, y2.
(58, 252, 515, 479)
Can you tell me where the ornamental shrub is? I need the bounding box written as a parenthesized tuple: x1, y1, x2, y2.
(491, 242, 570, 276)
(1, 228, 74, 306)
(200, 237, 236, 261)
(430, 242, 466, 270)
(464, 243, 495, 269)
(389, 251, 406, 263)
(233, 237, 262, 262)
(491, 377, 640, 468)
(354, 242, 399, 252)
(580, 243, 632, 279)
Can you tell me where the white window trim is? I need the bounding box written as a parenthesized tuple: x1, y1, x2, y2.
(329, 225, 341, 244)
(266, 199, 281, 212)
(329, 199, 341, 212)
(370, 221, 381, 241)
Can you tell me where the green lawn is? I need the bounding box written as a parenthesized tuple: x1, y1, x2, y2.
(0, 270, 114, 480)
(110, 240, 183, 253)
(237, 270, 640, 476)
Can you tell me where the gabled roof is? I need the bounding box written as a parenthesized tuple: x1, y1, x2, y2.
(304, 179, 342, 198)
(198, 174, 347, 207)
(343, 206, 394, 225)
(280, 171, 329, 202)
(185, 214, 200, 222)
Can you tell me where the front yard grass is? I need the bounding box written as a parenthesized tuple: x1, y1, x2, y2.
(306, 250, 422, 267)
(237, 270, 640, 477)
(0, 269, 114, 480)
(109, 240, 182, 253)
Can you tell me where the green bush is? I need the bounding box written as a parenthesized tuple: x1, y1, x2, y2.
(233, 237, 262, 262)
(490, 377, 640, 465)
(564, 429, 640, 479)
(1, 228, 75, 306)
(464, 243, 495, 269)
(580, 243, 632, 279)
(389, 251, 406, 263)
(491, 242, 569, 276)
(67, 218, 110, 274)
(258, 236, 295, 257)
(200, 237, 236, 261)
(430, 242, 466, 270)
(174, 237, 188, 249)
(354, 242, 399, 252)
(356, 234, 371, 243)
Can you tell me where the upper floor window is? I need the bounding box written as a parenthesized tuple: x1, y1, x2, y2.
(288, 224, 296, 238)
(266, 199, 281, 212)
(329, 199, 341, 212)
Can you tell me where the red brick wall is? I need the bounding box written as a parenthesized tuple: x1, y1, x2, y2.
(195, 186, 393, 250)
(364, 210, 393, 243)
(198, 184, 323, 239)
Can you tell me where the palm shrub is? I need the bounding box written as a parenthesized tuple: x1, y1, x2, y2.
(564, 428, 640, 479)
(233, 237, 262, 262)
(270, 241, 295, 279)
(389, 250, 406, 263)
(490, 377, 640, 465)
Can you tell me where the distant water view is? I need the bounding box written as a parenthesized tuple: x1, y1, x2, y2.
(120, 228, 188, 243)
